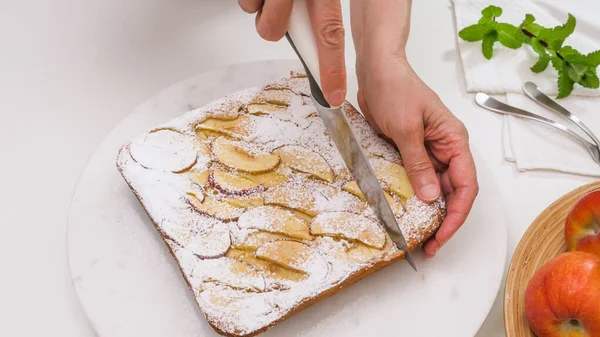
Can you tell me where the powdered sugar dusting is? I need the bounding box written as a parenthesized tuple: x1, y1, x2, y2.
(116, 71, 445, 337)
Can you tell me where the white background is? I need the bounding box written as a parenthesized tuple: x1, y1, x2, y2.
(0, 1, 594, 336)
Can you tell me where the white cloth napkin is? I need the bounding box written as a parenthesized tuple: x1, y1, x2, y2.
(452, 0, 600, 176)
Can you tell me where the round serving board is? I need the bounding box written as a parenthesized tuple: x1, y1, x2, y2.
(67, 60, 508, 337)
(504, 181, 600, 337)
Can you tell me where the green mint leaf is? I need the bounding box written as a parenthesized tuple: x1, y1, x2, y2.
(579, 69, 600, 89)
(557, 67, 575, 98)
(478, 16, 492, 24)
(551, 56, 564, 72)
(523, 22, 545, 37)
(539, 14, 576, 48)
(530, 38, 546, 55)
(496, 23, 526, 48)
(519, 14, 535, 28)
(529, 38, 550, 73)
(585, 50, 600, 67)
(567, 63, 588, 82)
(531, 54, 551, 73)
(482, 31, 498, 59)
(481, 5, 502, 18)
(459, 23, 490, 42)
(559, 46, 585, 63)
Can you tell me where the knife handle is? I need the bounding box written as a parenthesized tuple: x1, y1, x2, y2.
(286, 0, 333, 108)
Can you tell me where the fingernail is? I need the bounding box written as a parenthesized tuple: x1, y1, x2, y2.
(420, 184, 440, 202)
(328, 90, 346, 106)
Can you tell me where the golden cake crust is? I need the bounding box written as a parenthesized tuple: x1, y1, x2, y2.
(116, 70, 445, 337)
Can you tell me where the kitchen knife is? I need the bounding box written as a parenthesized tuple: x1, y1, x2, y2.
(285, 0, 416, 271)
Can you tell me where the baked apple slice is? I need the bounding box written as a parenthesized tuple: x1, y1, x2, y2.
(210, 167, 264, 195)
(345, 242, 383, 263)
(250, 89, 292, 106)
(371, 158, 415, 203)
(225, 248, 306, 282)
(342, 180, 404, 216)
(246, 104, 288, 115)
(273, 145, 333, 182)
(222, 195, 264, 209)
(202, 258, 266, 292)
(196, 115, 253, 139)
(211, 136, 280, 173)
(188, 169, 209, 187)
(237, 206, 312, 240)
(263, 183, 318, 216)
(129, 129, 198, 173)
(310, 212, 386, 249)
(233, 231, 288, 251)
(255, 240, 328, 278)
(187, 193, 244, 222)
(243, 170, 288, 188)
(186, 228, 231, 259)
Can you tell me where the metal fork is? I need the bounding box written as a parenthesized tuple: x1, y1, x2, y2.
(475, 92, 600, 165)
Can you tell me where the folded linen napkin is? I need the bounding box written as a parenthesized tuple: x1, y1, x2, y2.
(452, 0, 600, 176)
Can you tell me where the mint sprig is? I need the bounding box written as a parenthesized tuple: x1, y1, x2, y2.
(459, 6, 600, 98)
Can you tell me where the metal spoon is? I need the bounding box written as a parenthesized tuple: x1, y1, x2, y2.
(475, 92, 600, 165)
(522, 81, 600, 150)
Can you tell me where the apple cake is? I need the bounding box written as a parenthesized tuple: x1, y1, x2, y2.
(116, 70, 446, 337)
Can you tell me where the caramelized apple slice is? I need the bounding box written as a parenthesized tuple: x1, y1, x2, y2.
(211, 137, 280, 173)
(185, 180, 205, 202)
(310, 212, 386, 249)
(188, 169, 209, 187)
(273, 145, 333, 182)
(233, 231, 288, 251)
(186, 228, 231, 259)
(342, 180, 364, 200)
(250, 89, 292, 106)
(263, 183, 318, 216)
(196, 115, 253, 139)
(210, 167, 263, 195)
(343, 180, 404, 216)
(346, 242, 383, 263)
(226, 248, 306, 282)
(371, 158, 415, 202)
(255, 240, 328, 277)
(243, 170, 288, 188)
(187, 194, 244, 222)
(223, 195, 264, 209)
(289, 209, 314, 224)
(246, 104, 288, 115)
(129, 129, 198, 173)
(202, 258, 266, 292)
(263, 182, 362, 216)
(238, 206, 312, 240)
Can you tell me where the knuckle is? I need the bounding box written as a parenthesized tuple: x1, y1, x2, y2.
(405, 160, 434, 175)
(318, 20, 345, 49)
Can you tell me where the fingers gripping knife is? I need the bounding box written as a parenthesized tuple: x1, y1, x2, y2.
(285, 0, 417, 271)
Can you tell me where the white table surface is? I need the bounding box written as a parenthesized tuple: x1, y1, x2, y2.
(0, 1, 594, 336)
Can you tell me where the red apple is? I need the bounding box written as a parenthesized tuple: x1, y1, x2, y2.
(565, 190, 600, 256)
(525, 251, 600, 337)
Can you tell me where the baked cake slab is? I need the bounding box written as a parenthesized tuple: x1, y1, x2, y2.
(116, 70, 446, 337)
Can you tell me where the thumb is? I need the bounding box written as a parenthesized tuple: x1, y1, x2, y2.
(393, 125, 440, 203)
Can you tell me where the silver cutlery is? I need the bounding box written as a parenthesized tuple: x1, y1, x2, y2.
(522, 81, 600, 151)
(475, 92, 600, 165)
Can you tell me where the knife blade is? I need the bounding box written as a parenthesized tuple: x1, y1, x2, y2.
(284, 0, 416, 271)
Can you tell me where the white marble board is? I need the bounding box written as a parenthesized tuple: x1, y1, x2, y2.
(67, 60, 508, 337)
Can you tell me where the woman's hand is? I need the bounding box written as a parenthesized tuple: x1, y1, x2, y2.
(238, 0, 347, 106)
(351, 0, 478, 257)
(239, 0, 479, 257)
